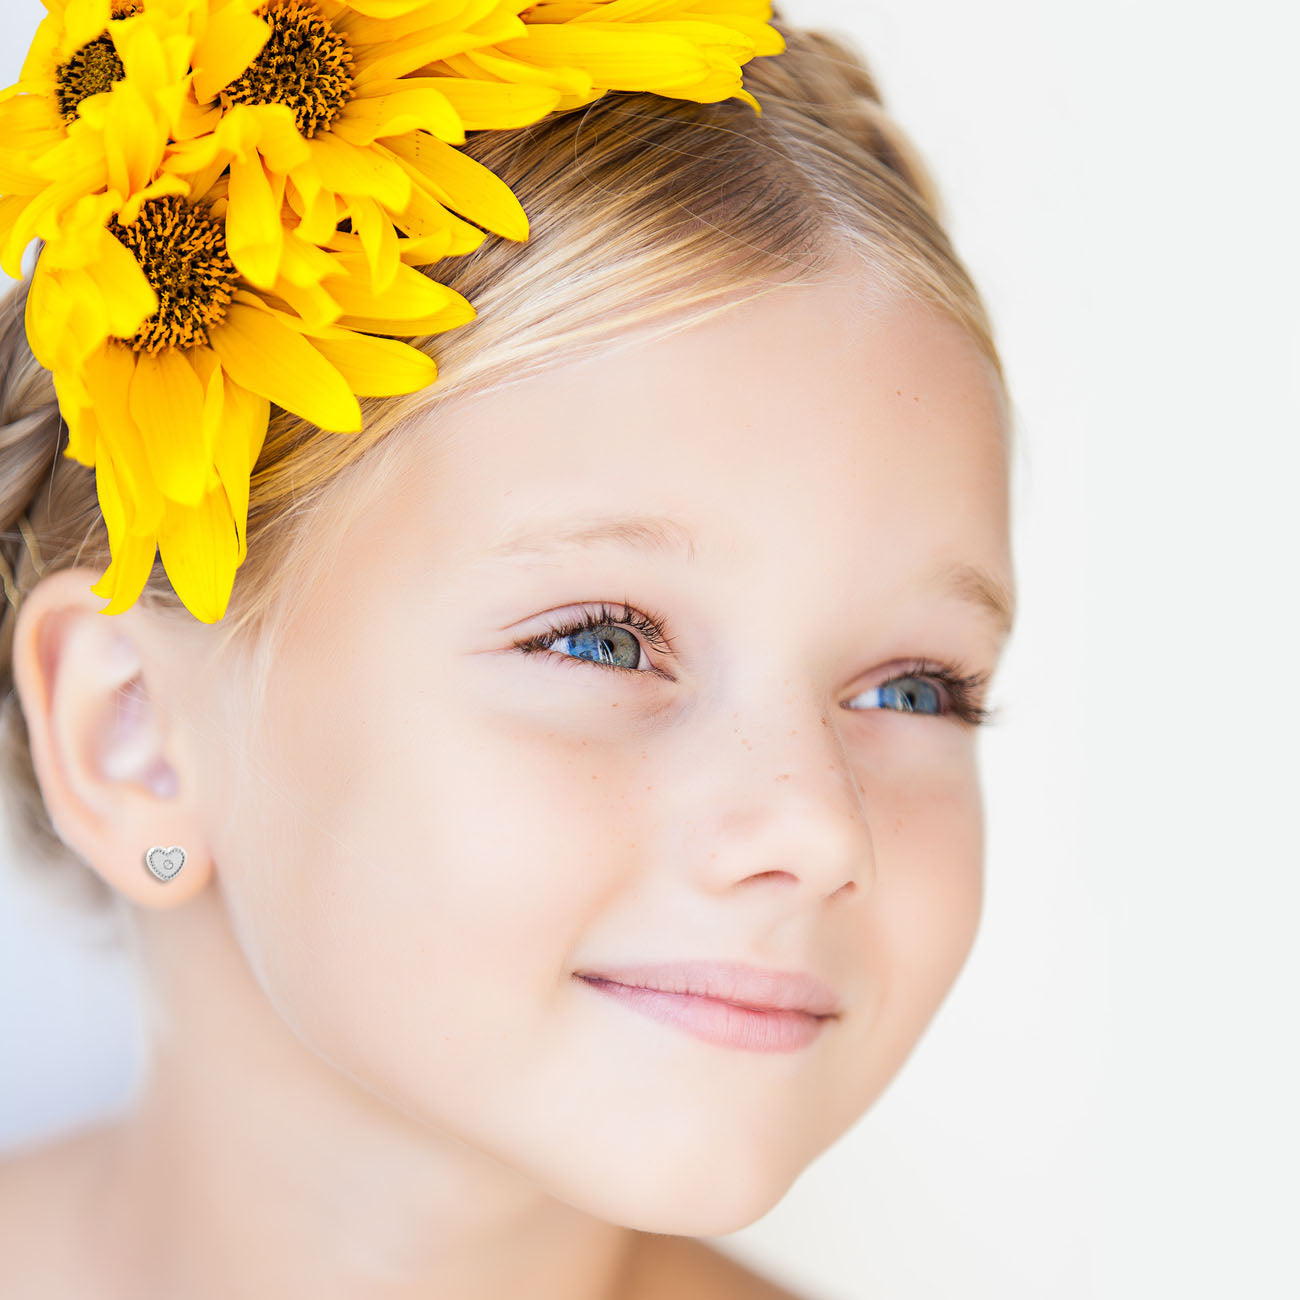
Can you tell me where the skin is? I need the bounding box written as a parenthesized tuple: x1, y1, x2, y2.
(3, 252, 1015, 1300)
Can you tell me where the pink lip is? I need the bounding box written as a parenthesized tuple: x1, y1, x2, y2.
(573, 961, 842, 1054)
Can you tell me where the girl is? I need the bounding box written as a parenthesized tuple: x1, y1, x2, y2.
(0, 4, 1016, 1296)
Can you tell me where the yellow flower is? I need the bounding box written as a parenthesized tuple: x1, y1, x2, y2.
(160, 0, 551, 296)
(442, 1, 788, 116)
(164, 0, 782, 298)
(0, 0, 784, 625)
(29, 167, 470, 623)
(0, 0, 198, 276)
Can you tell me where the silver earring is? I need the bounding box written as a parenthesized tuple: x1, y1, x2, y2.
(145, 845, 186, 882)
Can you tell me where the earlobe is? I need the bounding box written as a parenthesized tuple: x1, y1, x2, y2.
(10, 567, 214, 908)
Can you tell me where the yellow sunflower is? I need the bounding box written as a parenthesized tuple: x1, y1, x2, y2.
(1, 0, 784, 625)
(0, 0, 205, 276)
(158, 0, 547, 295)
(162, 0, 782, 296)
(27, 166, 472, 623)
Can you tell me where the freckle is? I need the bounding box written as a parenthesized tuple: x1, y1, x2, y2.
(913, 395, 920, 402)
(776, 773, 790, 782)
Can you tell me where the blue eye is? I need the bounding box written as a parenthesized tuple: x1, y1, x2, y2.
(512, 600, 672, 676)
(847, 677, 946, 716)
(511, 601, 995, 727)
(546, 621, 642, 670)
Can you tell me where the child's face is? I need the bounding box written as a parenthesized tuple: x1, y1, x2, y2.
(207, 261, 1014, 1234)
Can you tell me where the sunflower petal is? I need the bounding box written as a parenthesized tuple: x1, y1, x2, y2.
(90, 442, 161, 618)
(302, 133, 411, 213)
(388, 76, 561, 132)
(314, 253, 462, 322)
(353, 24, 517, 87)
(157, 488, 240, 624)
(86, 235, 158, 340)
(346, 194, 401, 293)
(337, 84, 464, 146)
(214, 375, 269, 565)
(334, 299, 476, 339)
(129, 348, 210, 507)
(286, 177, 339, 244)
(433, 46, 592, 98)
(304, 328, 437, 396)
(210, 302, 362, 433)
(192, 3, 272, 103)
(384, 183, 487, 251)
(62, 0, 115, 57)
(383, 132, 529, 241)
(84, 344, 166, 536)
(226, 153, 286, 288)
(0, 194, 34, 277)
(496, 24, 711, 91)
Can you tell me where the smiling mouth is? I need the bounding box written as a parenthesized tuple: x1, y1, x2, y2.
(576, 975, 833, 1053)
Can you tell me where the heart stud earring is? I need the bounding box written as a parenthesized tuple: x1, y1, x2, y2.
(145, 845, 186, 882)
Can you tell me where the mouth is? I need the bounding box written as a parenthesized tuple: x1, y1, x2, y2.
(572, 959, 843, 1017)
(574, 972, 838, 1054)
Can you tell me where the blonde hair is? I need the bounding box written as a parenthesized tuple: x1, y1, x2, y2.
(0, 15, 1006, 917)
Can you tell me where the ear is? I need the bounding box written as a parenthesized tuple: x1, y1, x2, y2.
(9, 567, 214, 908)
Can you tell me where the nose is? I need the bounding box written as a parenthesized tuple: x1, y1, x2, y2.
(685, 695, 877, 905)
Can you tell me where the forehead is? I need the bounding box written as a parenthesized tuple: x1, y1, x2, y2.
(386, 268, 1012, 629)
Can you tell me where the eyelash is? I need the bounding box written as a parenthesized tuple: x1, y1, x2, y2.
(510, 600, 997, 728)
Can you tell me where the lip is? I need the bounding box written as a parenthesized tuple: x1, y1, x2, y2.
(573, 960, 843, 1016)
(573, 960, 841, 1053)
(575, 969, 837, 1054)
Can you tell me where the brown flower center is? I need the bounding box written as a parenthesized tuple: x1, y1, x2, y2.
(110, 197, 239, 354)
(220, 0, 355, 138)
(53, 2, 143, 123)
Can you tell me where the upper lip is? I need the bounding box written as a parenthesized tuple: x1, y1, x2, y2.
(574, 960, 842, 1018)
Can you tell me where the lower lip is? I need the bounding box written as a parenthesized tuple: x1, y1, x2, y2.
(577, 976, 830, 1053)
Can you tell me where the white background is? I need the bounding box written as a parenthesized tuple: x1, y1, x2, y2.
(2, 2, 1297, 1297)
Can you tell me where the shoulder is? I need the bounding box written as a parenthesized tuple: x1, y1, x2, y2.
(0, 1122, 119, 1300)
(630, 1233, 814, 1300)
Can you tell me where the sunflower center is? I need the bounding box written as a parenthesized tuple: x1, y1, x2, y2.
(110, 197, 239, 354)
(53, 3, 143, 123)
(221, 0, 355, 138)
(55, 36, 123, 123)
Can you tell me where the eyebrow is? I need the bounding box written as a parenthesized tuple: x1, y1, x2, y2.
(485, 512, 1016, 637)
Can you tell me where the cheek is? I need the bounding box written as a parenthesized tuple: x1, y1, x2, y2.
(212, 686, 641, 1117)
(814, 759, 984, 1119)
(872, 757, 985, 981)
